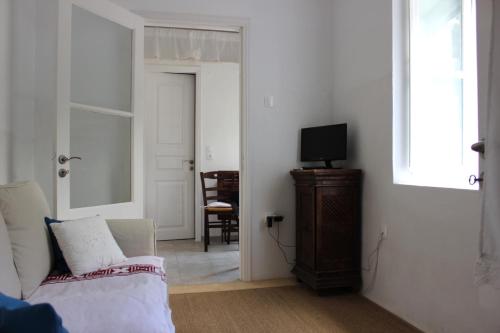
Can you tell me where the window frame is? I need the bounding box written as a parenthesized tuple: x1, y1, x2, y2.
(392, 0, 479, 190)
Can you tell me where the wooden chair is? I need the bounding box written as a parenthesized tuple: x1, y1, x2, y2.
(200, 171, 239, 252)
(216, 171, 239, 245)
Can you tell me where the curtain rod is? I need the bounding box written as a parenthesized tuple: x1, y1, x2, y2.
(145, 25, 240, 34)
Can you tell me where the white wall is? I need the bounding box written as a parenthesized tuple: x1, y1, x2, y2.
(0, 0, 11, 184)
(113, 0, 335, 279)
(10, 0, 37, 184)
(34, 0, 58, 213)
(200, 62, 240, 172)
(7, 0, 59, 212)
(330, 0, 500, 332)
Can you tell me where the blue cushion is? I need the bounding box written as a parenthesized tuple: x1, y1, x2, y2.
(0, 293, 29, 310)
(0, 293, 69, 333)
(44, 217, 70, 274)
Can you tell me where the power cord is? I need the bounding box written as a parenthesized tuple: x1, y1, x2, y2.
(267, 221, 385, 274)
(267, 222, 296, 266)
(362, 232, 384, 272)
(362, 232, 385, 293)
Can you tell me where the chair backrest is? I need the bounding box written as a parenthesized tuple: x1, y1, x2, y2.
(200, 171, 219, 206)
(216, 171, 239, 204)
(200, 171, 239, 206)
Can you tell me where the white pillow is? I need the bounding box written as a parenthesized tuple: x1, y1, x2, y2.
(50, 216, 126, 276)
(207, 202, 231, 208)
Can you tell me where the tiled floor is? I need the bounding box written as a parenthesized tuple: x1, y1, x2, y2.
(157, 239, 240, 286)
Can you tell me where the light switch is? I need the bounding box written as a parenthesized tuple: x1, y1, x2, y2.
(264, 95, 275, 108)
(205, 146, 214, 160)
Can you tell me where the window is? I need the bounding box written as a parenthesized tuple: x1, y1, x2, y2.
(393, 0, 478, 189)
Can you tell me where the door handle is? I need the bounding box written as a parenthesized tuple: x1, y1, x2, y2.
(471, 139, 485, 155)
(58, 155, 82, 165)
(183, 160, 194, 165)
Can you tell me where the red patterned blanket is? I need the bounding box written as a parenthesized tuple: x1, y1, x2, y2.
(42, 264, 165, 285)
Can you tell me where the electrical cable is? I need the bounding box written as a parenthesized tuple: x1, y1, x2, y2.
(276, 222, 296, 248)
(361, 232, 385, 293)
(267, 222, 296, 266)
(362, 232, 384, 272)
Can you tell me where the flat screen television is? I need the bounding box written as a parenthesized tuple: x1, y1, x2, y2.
(300, 123, 347, 168)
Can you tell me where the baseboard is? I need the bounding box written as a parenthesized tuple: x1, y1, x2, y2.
(168, 278, 297, 295)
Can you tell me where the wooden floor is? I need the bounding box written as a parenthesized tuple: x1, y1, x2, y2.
(170, 285, 421, 333)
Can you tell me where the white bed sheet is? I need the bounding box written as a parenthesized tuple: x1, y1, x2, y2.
(27, 256, 175, 333)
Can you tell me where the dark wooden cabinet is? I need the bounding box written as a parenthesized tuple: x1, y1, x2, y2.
(290, 169, 362, 292)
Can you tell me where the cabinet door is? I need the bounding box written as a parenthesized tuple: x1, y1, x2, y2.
(316, 186, 360, 272)
(295, 185, 316, 270)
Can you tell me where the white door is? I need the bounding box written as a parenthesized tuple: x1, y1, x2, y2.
(56, 0, 144, 219)
(145, 73, 196, 240)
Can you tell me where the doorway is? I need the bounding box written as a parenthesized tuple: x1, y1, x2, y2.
(144, 36, 242, 285)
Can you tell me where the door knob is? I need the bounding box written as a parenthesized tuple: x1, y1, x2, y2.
(58, 169, 70, 178)
(183, 160, 194, 165)
(58, 155, 82, 165)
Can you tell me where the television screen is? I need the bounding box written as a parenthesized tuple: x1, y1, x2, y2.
(301, 124, 347, 164)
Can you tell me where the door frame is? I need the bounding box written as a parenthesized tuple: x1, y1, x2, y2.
(56, 0, 144, 219)
(142, 14, 251, 282)
(145, 66, 201, 241)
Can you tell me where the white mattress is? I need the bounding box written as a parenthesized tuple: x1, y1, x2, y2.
(28, 256, 175, 333)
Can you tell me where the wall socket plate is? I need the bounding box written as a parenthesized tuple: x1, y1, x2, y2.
(264, 213, 284, 228)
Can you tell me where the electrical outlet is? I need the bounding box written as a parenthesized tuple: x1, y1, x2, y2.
(264, 214, 284, 228)
(263, 213, 272, 226)
(381, 224, 388, 239)
(266, 216, 273, 228)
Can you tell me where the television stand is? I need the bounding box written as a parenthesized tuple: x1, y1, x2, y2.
(290, 168, 362, 292)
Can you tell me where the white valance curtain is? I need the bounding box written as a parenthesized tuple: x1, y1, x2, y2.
(145, 27, 241, 63)
(476, 0, 500, 286)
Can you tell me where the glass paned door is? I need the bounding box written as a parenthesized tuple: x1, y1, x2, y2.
(56, 0, 144, 219)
